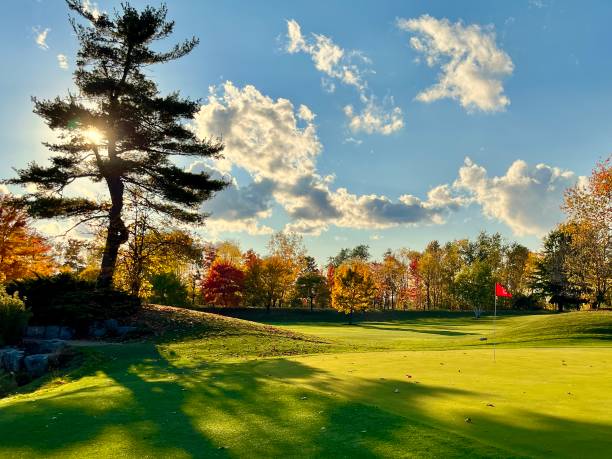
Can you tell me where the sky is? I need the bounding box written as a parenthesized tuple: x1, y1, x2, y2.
(1, 0, 611, 263)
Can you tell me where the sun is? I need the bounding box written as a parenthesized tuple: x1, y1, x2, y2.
(83, 127, 104, 144)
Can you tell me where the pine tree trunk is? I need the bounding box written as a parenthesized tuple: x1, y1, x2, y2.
(97, 175, 128, 289)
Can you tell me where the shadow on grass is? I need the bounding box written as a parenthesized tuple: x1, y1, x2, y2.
(1, 340, 611, 458)
(354, 323, 478, 336)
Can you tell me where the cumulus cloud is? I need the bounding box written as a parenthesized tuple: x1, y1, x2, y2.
(195, 82, 320, 184)
(453, 157, 578, 236)
(194, 83, 456, 235)
(397, 15, 513, 112)
(285, 19, 366, 91)
(57, 54, 68, 70)
(34, 27, 50, 50)
(344, 97, 403, 135)
(284, 20, 403, 135)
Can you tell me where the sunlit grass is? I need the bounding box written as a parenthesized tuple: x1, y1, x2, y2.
(0, 310, 611, 458)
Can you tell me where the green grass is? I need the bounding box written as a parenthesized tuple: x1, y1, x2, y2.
(0, 307, 611, 458)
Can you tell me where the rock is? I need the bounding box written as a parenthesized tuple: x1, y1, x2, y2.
(116, 326, 138, 337)
(59, 327, 75, 340)
(44, 326, 61, 339)
(104, 319, 119, 332)
(25, 326, 46, 339)
(38, 339, 67, 354)
(1, 349, 25, 372)
(24, 354, 49, 378)
(23, 339, 67, 354)
(88, 325, 107, 338)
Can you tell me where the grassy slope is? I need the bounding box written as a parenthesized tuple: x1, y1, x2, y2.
(0, 307, 611, 458)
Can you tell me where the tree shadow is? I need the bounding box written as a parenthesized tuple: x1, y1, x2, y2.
(1, 340, 611, 458)
(355, 323, 478, 336)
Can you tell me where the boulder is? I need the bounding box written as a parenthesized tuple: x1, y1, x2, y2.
(44, 326, 61, 339)
(88, 325, 107, 338)
(37, 339, 67, 354)
(1, 349, 24, 372)
(59, 327, 75, 340)
(25, 326, 46, 339)
(104, 319, 119, 332)
(24, 354, 49, 378)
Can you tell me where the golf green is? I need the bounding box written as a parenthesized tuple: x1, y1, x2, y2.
(0, 310, 611, 458)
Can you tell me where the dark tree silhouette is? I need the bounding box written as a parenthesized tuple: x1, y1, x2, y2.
(5, 1, 227, 287)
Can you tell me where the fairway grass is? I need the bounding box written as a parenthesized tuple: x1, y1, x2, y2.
(0, 309, 611, 458)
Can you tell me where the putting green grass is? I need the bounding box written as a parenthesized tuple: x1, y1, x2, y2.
(0, 307, 611, 458)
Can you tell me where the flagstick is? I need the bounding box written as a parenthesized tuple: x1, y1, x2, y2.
(493, 291, 497, 362)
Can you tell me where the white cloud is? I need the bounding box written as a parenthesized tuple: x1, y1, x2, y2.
(194, 83, 457, 235)
(0, 184, 9, 195)
(453, 157, 579, 236)
(34, 27, 50, 50)
(195, 82, 320, 185)
(397, 15, 513, 112)
(285, 20, 365, 91)
(298, 104, 315, 122)
(285, 19, 403, 135)
(344, 97, 404, 135)
(57, 54, 68, 70)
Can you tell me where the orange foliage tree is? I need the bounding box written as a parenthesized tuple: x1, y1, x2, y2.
(0, 195, 55, 282)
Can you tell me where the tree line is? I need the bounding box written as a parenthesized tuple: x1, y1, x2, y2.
(1, 155, 609, 316)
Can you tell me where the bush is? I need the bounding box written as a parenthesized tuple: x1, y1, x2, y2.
(0, 285, 31, 345)
(150, 272, 188, 307)
(6, 273, 140, 330)
(512, 293, 544, 310)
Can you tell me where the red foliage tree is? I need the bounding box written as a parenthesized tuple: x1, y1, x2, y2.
(201, 260, 245, 307)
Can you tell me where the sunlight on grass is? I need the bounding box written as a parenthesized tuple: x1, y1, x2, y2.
(1, 312, 611, 458)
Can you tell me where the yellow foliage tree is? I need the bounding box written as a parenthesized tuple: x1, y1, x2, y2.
(332, 260, 376, 323)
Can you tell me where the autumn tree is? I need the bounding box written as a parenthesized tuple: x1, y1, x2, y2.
(454, 260, 494, 318)
(202, 260, 245, 307)
(332, 260, 376, 324)
(419, 241, 444, 309)
(4, 2, 226, 288)
(562, 156, 611, 308)
(0, 195, 55, 282)
(242, 250, 267, 308)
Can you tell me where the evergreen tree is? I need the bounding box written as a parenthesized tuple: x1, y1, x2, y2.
(4, 1, 226, 287)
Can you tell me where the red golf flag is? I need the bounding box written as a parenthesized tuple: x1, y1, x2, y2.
(495, 283, 512, 298)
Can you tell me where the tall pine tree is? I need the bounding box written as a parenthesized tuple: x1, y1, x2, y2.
(4, 1, 227, 287)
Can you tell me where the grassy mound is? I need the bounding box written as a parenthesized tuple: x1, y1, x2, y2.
(493, 311, 612, 346)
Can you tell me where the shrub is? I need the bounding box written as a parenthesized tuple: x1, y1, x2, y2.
(6, 273, 140, 330)
(512, 293, 544, 310)
(0, 285, 31, 345)
(150, 272, 188, 306)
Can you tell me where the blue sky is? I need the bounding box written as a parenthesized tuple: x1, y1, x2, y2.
(2, 0, 611, 263)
